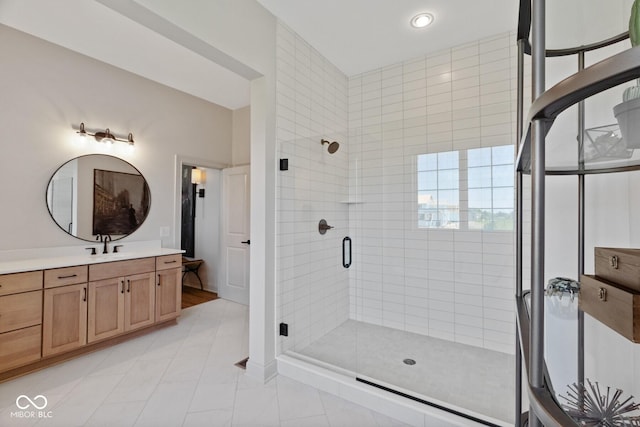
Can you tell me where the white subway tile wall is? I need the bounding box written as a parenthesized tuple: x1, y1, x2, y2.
(277, 23, 520, 357)
(349, 32, 518, 354)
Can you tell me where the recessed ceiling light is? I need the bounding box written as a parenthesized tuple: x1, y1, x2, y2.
(410, 13, 434, 29)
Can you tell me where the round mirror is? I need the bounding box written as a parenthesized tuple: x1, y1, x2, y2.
(46, 154, 151, 242)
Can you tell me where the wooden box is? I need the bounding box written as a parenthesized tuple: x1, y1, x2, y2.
(595, 247, 640, 291)
(580, 274, 640, 342)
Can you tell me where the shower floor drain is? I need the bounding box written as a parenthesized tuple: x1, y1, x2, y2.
(403, 358, 416, 366)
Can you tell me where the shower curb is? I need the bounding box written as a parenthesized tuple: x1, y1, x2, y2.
(277, 354, 507, 427)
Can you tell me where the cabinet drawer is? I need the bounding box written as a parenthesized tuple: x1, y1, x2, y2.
(580, 274, 640, 342)
(0, 325, 41, 372)
(595, 247, 640, 292)
(89, 258, 155, 281)
(44, 265, 88, 288)
(156, 254, 182, 271)
(0, 271, 42, 296)
(0, 291, 42, 333)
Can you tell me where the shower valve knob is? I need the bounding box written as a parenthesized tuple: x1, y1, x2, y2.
(318, 219, 334, 235)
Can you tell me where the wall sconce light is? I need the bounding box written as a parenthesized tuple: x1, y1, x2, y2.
(191, 168, 205, 198)
(77, 122, 134, 145)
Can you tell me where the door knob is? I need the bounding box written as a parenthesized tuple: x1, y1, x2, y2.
(241, 240, 251, 245)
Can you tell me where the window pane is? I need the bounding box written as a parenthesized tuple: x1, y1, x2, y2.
(492, 145, 515, 165)
(418, 171, 437, 191)
(418, 153, 437, 171)
(418, 208, 439, 228)
(417, 150, 459, 229)
(492, 210, 514, 231)
(418, 191, 436, 206)
(469, 209, 491, 230)
(493, 187, 514, 209)
(492, 165, 513, 187)
(438, 189, 459, 207)
(468, 147, 491, 167)
(468, 166, 491, 188)
(438, 169, 459, 189)
(469, 188, 492, 209)
(438, 151, 459, 169)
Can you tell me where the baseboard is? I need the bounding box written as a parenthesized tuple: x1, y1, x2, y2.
(245, 357, 278, 383)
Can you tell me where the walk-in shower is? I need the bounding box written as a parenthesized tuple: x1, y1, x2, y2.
(275, 21, 516, 427)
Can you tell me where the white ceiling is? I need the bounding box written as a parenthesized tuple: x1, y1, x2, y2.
(0, 0, 519, 109)
(256, 0, 519, 76)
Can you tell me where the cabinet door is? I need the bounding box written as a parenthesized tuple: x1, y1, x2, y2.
(43, 283, 87, 357)
(156, 268, 181, 322)
(125, 272, 155, 331)
(88, 278, 125, 343)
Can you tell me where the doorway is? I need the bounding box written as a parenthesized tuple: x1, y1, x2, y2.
(179, 163, 222, 302)
(175, 158, 251, 307)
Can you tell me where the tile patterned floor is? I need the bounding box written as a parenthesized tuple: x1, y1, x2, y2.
(0, 299, 409, 427)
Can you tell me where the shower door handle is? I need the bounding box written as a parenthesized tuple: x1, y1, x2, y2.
(342, 236, 352, 268)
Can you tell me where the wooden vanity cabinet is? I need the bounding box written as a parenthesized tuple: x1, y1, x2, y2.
(43, 266, 88, 357)
(1, 252, 182, 379)
(88, 258, 155, 343)
(156, 254, 182, 322)
(0, 271, 43, 372)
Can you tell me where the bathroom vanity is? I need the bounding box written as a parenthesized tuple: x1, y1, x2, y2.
(0, 247, 182, 381)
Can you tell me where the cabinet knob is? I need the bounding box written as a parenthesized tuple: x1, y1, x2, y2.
(609, 255, 619, 269)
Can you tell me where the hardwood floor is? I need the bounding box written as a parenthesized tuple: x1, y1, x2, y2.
(181, 286, 218, 309)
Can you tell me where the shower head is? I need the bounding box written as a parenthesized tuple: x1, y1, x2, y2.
(321, 139, 340, 154)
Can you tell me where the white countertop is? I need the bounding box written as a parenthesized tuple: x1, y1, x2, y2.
(0, 242, 184, 275)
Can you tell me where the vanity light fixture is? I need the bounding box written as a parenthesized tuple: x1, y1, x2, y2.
(410, 12, 434, 29)
(76, 122, 134, 145)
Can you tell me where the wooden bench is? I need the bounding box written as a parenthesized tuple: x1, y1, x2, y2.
(182, 257, 204, 290)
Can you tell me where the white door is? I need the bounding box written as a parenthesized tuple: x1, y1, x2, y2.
(220, 166, 250, 305)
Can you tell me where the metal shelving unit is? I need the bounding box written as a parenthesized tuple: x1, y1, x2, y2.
(515, 1, 640, 426)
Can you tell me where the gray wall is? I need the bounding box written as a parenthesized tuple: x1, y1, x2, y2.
(0, 24, 233, 251)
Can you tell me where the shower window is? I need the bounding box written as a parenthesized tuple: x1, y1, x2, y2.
(417, 144, 514, 230)
(468, 145, 515, 231)
(417, 151, 460, 229)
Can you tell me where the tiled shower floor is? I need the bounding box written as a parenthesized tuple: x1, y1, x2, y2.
(296, 320, 515, 425)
